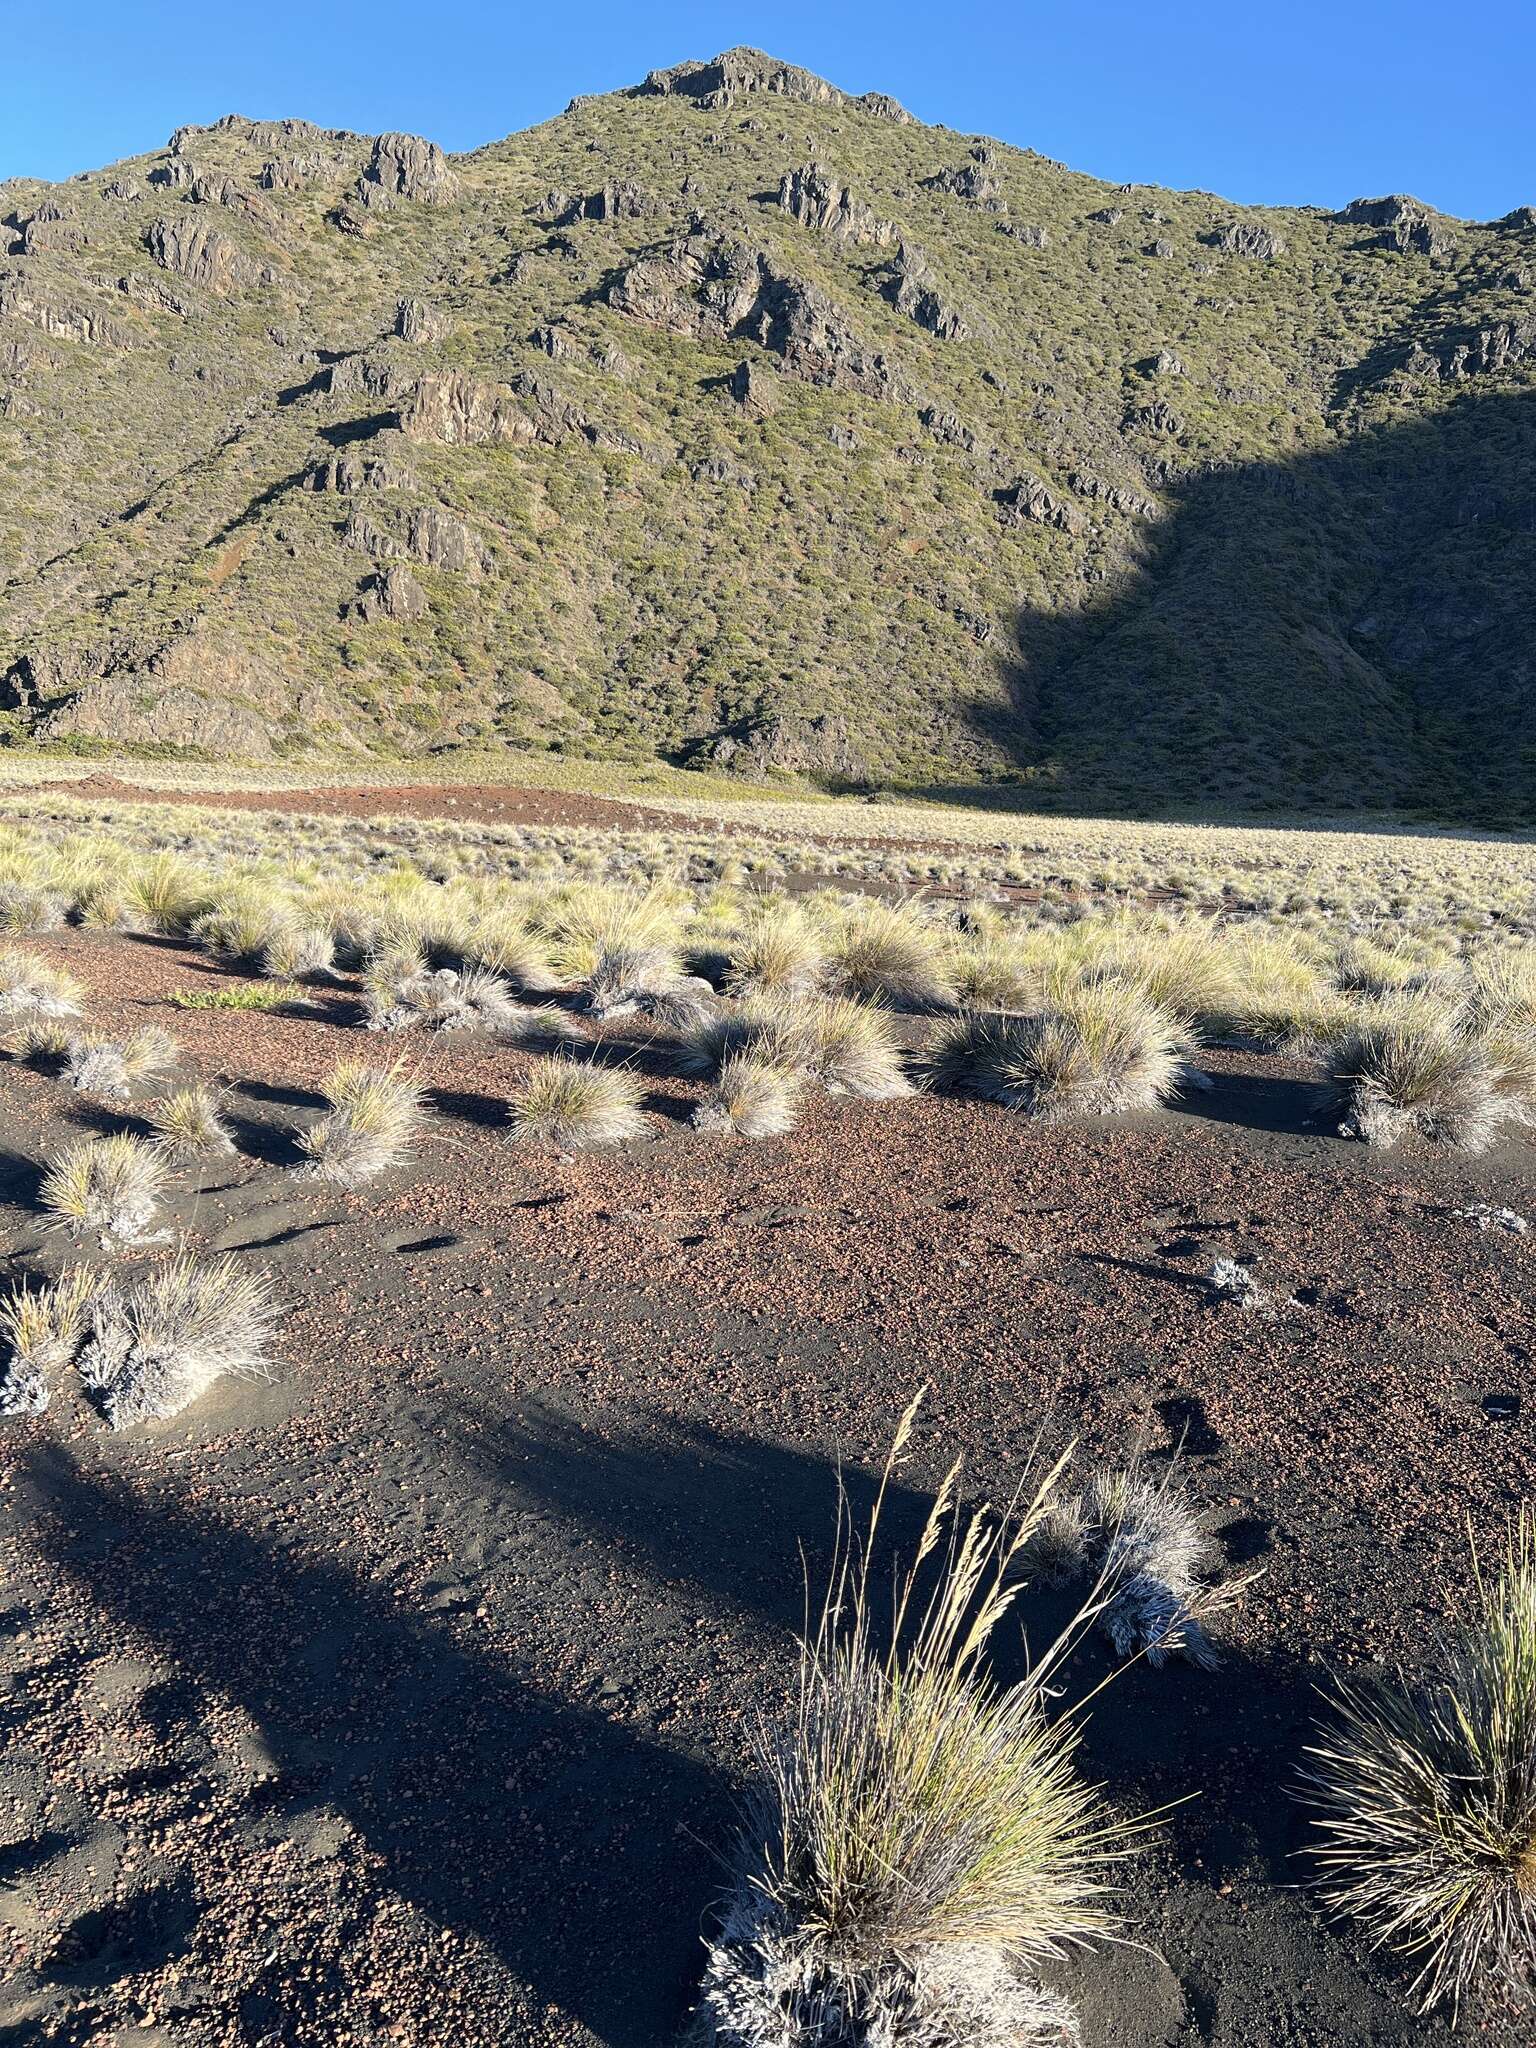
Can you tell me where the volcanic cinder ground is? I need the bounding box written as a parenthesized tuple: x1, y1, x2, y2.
(1, 918, 1533, 2048)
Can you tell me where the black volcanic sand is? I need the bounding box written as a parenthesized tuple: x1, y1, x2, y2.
(1, 931, 1533, 2047)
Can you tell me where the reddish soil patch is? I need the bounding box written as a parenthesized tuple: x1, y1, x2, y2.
(1, 933, 1532, 2047)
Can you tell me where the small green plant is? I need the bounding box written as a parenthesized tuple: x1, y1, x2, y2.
(167, 981, 302, 1011)
(1302, 1509, 1536, 2015)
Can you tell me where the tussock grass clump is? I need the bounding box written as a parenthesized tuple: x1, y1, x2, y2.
(951, 934, 1042, 1014)
(40, 1134, 170, 1247)
(507, 1056, 647, 1148)
(147, 1084, 237, 1161)
(692, 1053, 802, 1140)
(1461, 950, 1536, 1035)
(0, 1270, 99, 1416)
(1323, 1000, 1507, 1151)
(1099, 920, 1240, 1039)
(825, 899, 956, 1009)
(191, 883, 295, 970)
(76, 1254, 279, 1429)
(0, 947, 82, 1018)
(123, 851, 211, 935)
(694, 1399, 1138, 2047)
(462, 905, 559, 992)
(1, 1012, 73, 1066)
(258, 921, 336, 981)
(586, 941, 714, 1029)
(1031, 1467, 1233, 1670)
(724, 903, 826, 1000)
(1302, 1511, 1536, 2015)
(923, 983, 1186, 1120)
(683, 994, 911, 1101)
(532, 882, 687, 983)
(0, 879, 68, 936)
(63, 1024, 178, 1102)
(297, 1058, 424, 1188)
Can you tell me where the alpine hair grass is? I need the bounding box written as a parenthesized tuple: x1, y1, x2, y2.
(724, 902, 828, 1001)
(1322, 998, 1510, 1152)
(506, 1055, 648, 1148)
(63, 1024, 179, 1102)
(296, 1057, 425, 1187)
(40, 1133, 170, 1247)
(825, 899, 957, 1010)
(681, 993, 912, 1101)
(0, 947, 82, 1018)
(0, 879, 68, 936)
(692, 1394, 1148, 2048)
(1, 1012, 72, 1065)
(147, 1083, 238, 1161)
(122, 851, 212, 936)
(691, 1052, 803, 1140)
(586, 941, 715, 1030)
(922, 981, 1188, 1120)
(258, 920, 336, 981)
(76, 1253, 279, 1429)
(1301, 1509, 1536, 2016)
(0, 1269, 99, 1418)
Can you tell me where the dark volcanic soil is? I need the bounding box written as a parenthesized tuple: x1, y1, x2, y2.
(1, 933, 1533, 2048)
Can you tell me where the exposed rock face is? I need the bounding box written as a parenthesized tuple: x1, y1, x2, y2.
(691, 455, 757, 489)
(1148, 348, 1186, 377)
(260, 155, 329, 190)
(397, 371, 531, 446)
(148, 161, 196, 191)
(854, 91, 914, 123)
(103, 178, 141, 202)
(1149, 237, 1175, 258)
(18, 210, 88, 256)
(918, 405, 976, 449)
(607, 230, 892, 392)
(171, 114, 352, 154)
(1337, 194, 1431, 227)
(307, 448, 416, 493)
(357, 133, 455, 208)
(999, 222, 1049, 248)
(725, 358, 775, 410)
(995, 475, 1085, 533)
(882, 244, 969, 339)
(557, 181, 658, 224)
(343, 501, 487, 576)
(925, 163, 1006, 211)
(1070, 470, 1160, 520)
(187, 177, 284, 234)
(354, 563, 425, 621)
(322, 352, 415, 402)
(144, 219, 275, 292)
(1211, 221, 1286, 260)
(777, 162, 894, 246)
(33, 638, 280, 755)
(1443, 313, 1536, 379)
(116, 271, 194, 315)
(0, 278, 136, 348)
(394, 296, 452, 343)
(636, 48, 846, 111)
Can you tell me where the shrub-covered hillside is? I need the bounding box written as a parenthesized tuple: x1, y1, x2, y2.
(1, 47, 1534, 819)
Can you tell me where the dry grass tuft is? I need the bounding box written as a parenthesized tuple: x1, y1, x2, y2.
(0, 947, 82, 1019)
(507, 1056, 647, 1149)
(725, 903, 826, 1001)
(0, 880, 68, 936)
(40, 1134, 170, 1247)
(297, 1059, 424, 1187)
(148, 1084, 237, 1162)
(1323, 1001, 1507, 1151)
(923, 983, 1186, 1120)
(692, 1053, 802, 1140)
(694, 1396, 1141, 2047)
(1302, 1510, 1536, 2015)
(0, 1269, 99, 1414)
(63, 1025, 179, 1102)
(76, 1254, 279, 1429)
(826, 900, 957, 1010)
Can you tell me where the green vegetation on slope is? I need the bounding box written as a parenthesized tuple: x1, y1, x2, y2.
(1, 48, 1533, 820)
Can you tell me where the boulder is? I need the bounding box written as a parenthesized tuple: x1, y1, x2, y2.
(394, 296, 452, 343)
(882, 243, 969, 340)
(354, 564, 426, 622)
(1210, 221, 1287, 260)
(924, 164, 1006, 212)
(994, 475, 1085, 534)
(397, 371, 532, 446)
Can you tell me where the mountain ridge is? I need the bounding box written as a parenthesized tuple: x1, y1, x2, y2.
(2, 47, 1534, 820)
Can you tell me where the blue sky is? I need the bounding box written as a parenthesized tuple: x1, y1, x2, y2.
(5, 1, 1533, 220)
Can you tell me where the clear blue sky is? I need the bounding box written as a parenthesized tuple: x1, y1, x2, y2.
(5, 1, 1533, 221)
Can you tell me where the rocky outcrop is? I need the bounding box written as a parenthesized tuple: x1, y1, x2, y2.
(353, 563, 425, 622)
(607, 230, 892, 392)
(144, 219, 276, 292)
(103, 178, 141, 203)
(356, 133, 455, 208)
(343, 502, 487, 577)
(925, 163, 1006, 212)
(777, 163, 894, 246)
(0, 279, 136, 348)
(853, 92, 914, 124)
(1210, 221, 1286, 260)
(261, 155, 329, 190)
(995, 476, 1085, 533)
(999, 222, 1049, 248)
(307, 448, 416, 493)
(394, 296, 452, 343)
(635, 48, 846, 111)
(148, 161, 197, 190)
(116, 272, 194, 315)
(171, 114, 353, 154)
(397, 371, 531, 446)
(691, 455, 757, 489)
(557, 182, 659, 225)
(1442, 313, 1536, 380)
(918, 406, 976, 449)
(322, 352, 415, 402)
(1337, 194, 1430, 228)
(31, 637, 281, 755)
(17, 209, 88, 256)
(1069, 470, 1161, 520)
(882, 244, 969, 340)
(187, 177, 284, 234)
